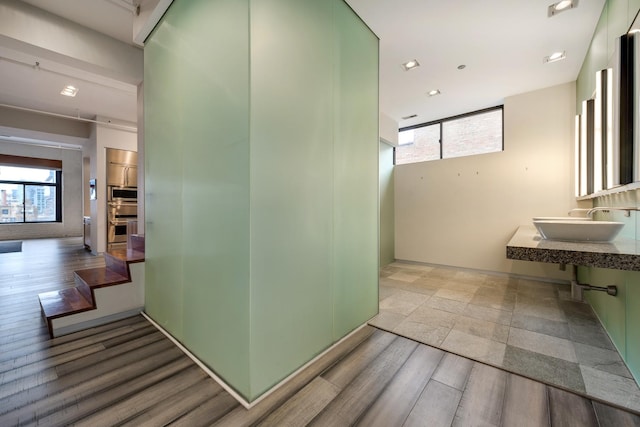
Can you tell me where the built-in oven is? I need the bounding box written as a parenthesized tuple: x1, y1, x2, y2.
(108, 186, 138, 203)
(107, 201, 137, 248)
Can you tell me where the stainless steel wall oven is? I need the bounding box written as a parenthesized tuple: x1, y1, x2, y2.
(108, 186, 138, 202)
(106, 148, 138, 249)
(107, 201, 137, 247)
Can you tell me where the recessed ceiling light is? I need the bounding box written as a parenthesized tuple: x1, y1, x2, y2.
(548, 0, 578, 17)
(60, 85, 78, 97)
(401, 59, 420, 71)
(544, 51, 566, 63)
(427, 89, 441, 97)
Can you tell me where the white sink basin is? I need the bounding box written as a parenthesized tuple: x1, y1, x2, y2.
(532, 216, 591, 222)
(533, 219, 624, 242)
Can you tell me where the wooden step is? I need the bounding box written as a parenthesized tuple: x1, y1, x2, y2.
(38, 240, 146, 338)
(39, 288, 94, 336)
(75, 267, 129, 289)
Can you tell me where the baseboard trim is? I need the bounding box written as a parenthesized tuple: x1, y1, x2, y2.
(54, 308, 143, 337)
(141, 311, 368, 409)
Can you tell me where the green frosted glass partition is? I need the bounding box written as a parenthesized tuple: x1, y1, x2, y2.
(143, 8, 185, 338)
(144, 0, 378, 402)
(248, 0, 335, 398)
(332, 0, 379, 339)
(145, 0, 252, 396)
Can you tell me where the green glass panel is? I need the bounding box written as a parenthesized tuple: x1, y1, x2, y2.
(144, 5, 185, 338)
(585, 267, 627, 358)
(145, 0, 378, 402)
(332, 0, 380, 339)
(248, 0, 335, 400)
(626, 271, 640, 380)
(144, 0, 251, 398)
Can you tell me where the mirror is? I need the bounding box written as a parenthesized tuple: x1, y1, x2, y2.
(575, 11, 640, 198)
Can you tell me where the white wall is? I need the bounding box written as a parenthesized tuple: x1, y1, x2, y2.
(0, 0, 142, 84)
(380, 141, 395, 266)
(395, 82, 588, 280)
(0, 141, 83, 239)
(380, 112, 398, 146)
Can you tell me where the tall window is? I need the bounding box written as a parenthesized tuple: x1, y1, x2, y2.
(396, 106, 503, 165)
(0, 156, 62, 224)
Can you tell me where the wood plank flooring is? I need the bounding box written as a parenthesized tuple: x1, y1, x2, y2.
(1, 237, 640, 426)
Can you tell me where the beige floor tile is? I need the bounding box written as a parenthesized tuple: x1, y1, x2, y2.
(368, 311, 407, 331)
(381, 279, 439, 296)
(406, 304, 458, 328)
(411, 276, 449, 291)
(379, 290, 429, 316)
(433, 288, 475, 303)
(390, 261, 434, 273)
(514, 301, 566, 323)
(453, 315, 510, 343)
(470, 291, 516, 311)
(427, 267, 458, 281)
(442, 281, 480, 294)
(483, 275, 517, 290)
(452, 271, 488, 285)
(517, 280, 558, 298)
(465, 304, 512, 326)
(508, 327, 577, 363)
(387, 271, 421, 283)
(425, 296, 468, 315)
(379, 285, 399, 301)
(581, 365, 640, 412)
(441, 329, 506, 366)
(573, 342, 633, 378)
(393, 319, 450, 347)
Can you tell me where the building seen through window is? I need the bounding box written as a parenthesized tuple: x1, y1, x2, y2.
(0, 166, 60, 223)
(396, 106, 504, 165)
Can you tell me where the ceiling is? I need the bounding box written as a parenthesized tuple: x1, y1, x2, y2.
(0, 0, 606, 136)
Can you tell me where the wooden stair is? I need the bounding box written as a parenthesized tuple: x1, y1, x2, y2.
(39, 235, 145, 338)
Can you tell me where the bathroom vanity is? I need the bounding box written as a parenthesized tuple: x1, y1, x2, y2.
(506, 225, 640, 271)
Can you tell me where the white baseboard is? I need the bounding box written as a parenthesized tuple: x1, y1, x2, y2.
(141, 311, 368, 409)
(54, 308, 143, 337)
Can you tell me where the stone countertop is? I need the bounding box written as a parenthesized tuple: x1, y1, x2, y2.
(506, 225, 640, 271)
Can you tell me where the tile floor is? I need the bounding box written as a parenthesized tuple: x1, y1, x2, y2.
(370, 261, 640, 413)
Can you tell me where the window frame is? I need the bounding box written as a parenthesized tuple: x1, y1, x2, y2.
(395, 105, 504, 165)
(0, 169, 62, 224)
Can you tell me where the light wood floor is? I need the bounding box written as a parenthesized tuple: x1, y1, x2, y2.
(1, 238, 639, 426)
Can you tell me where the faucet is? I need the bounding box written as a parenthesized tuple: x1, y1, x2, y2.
(586, 206, 639, 218)
(567, 208, 590, 217)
